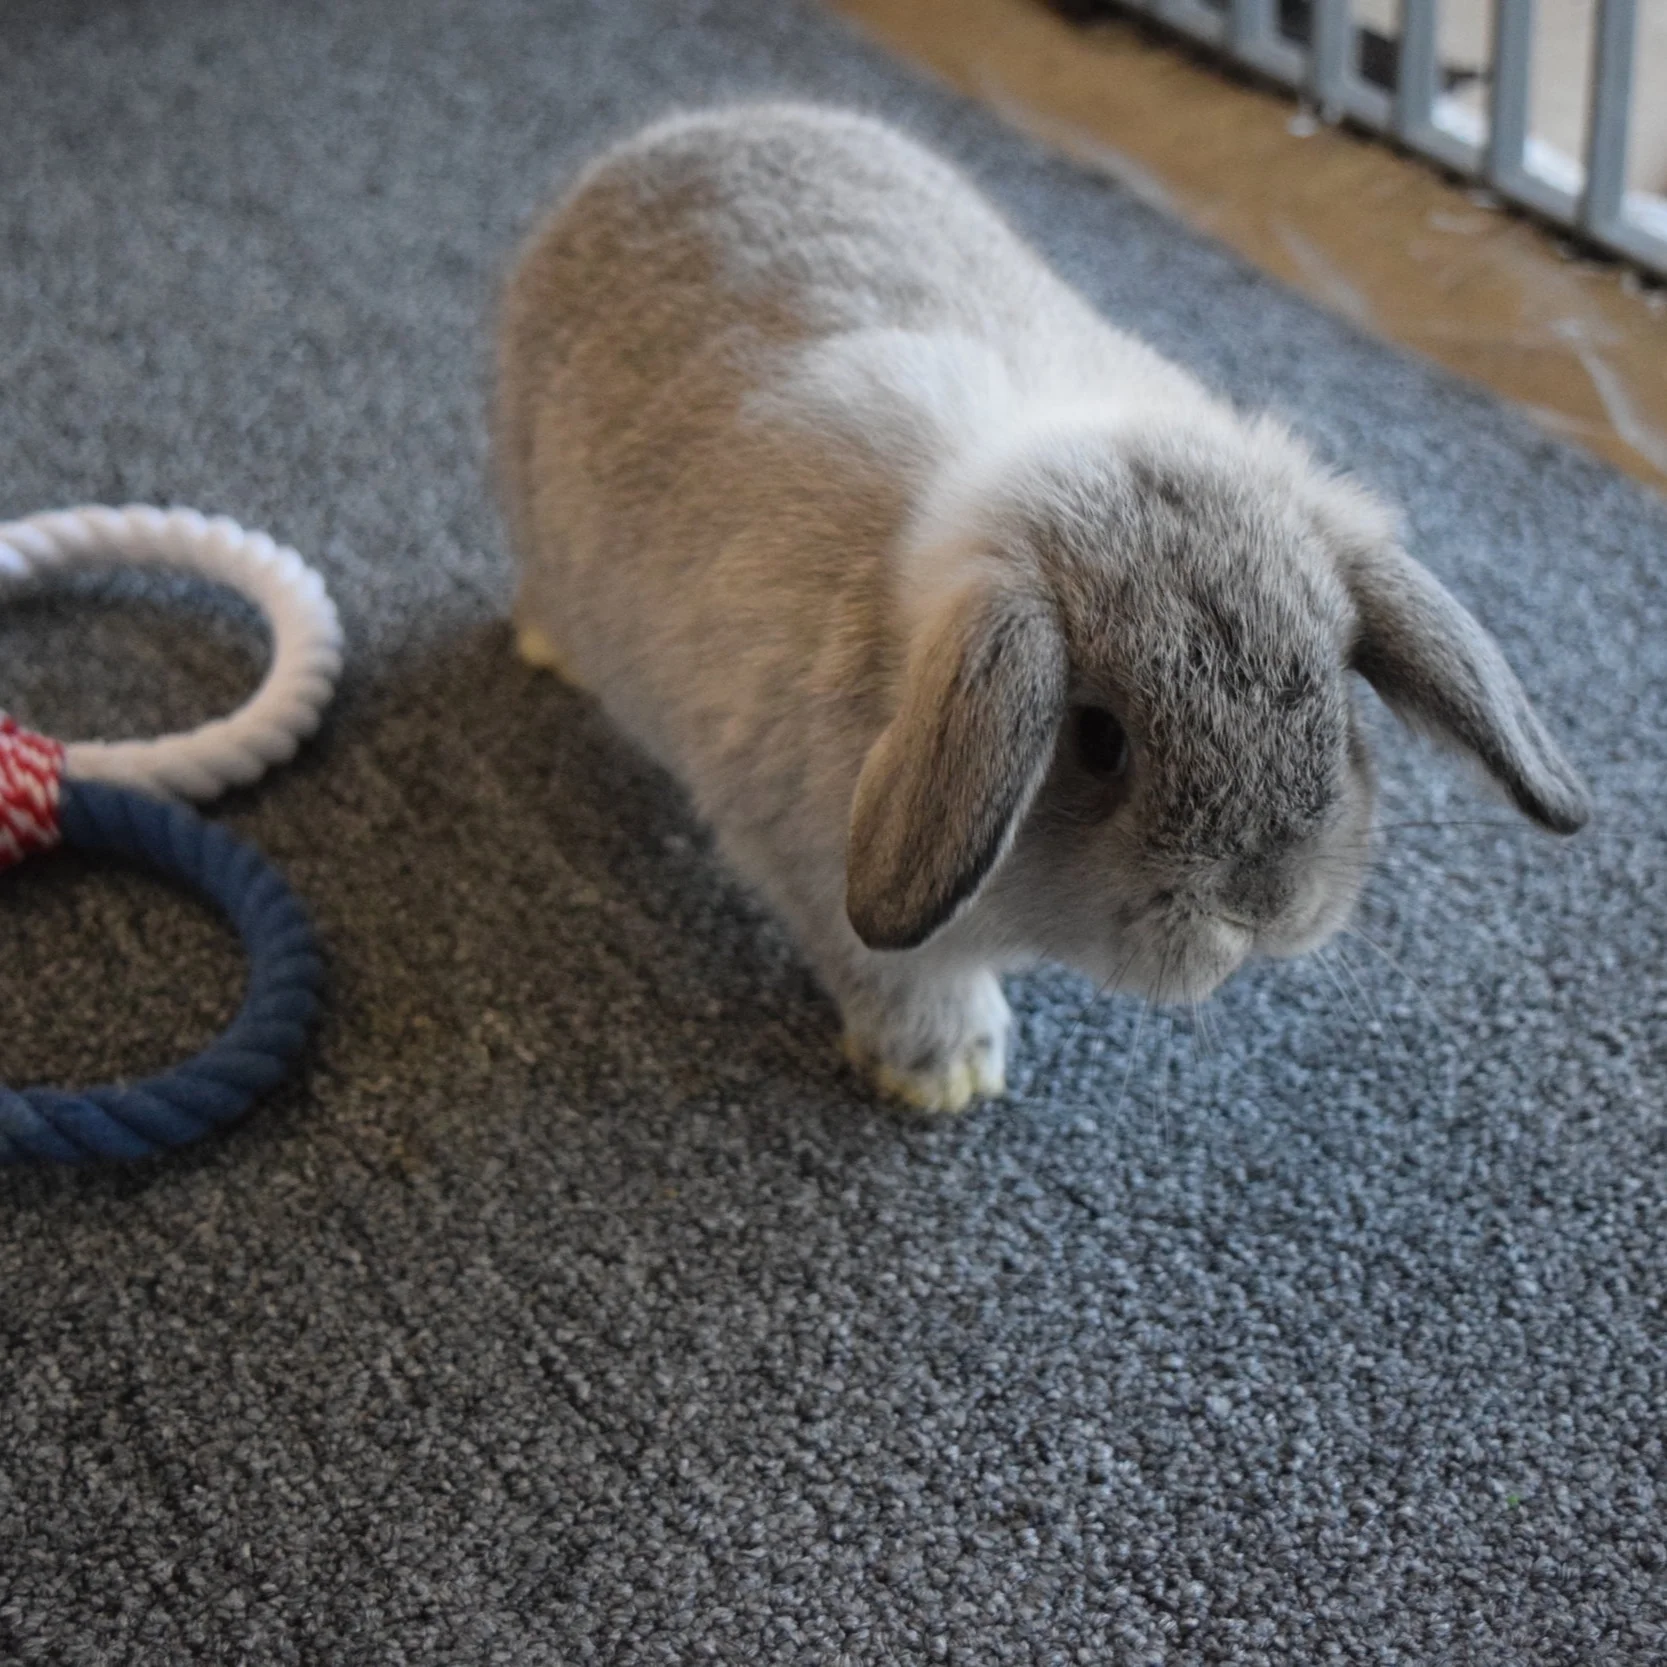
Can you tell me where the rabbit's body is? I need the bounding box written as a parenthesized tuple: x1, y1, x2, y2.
(497, 105, 1587, 1111)
(499, 105, 1194, 769)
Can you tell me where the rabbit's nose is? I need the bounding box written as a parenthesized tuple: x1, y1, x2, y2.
(1219, 854, 1299, 925)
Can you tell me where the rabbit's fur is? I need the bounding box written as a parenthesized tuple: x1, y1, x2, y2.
(495, 104, 1588, 1112)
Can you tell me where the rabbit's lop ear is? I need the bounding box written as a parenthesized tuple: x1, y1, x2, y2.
(1338, 529, 1591, 834)
(847, 583, 1068, 951)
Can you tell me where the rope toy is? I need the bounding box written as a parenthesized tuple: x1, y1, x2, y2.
(0, 505, 341, 799)
(1, 506, 342, 1164)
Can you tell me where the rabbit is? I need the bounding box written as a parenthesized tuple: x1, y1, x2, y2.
(493, 103, 1589, 1113)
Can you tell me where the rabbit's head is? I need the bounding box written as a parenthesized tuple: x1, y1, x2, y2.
(845, 411, 1589, 1002)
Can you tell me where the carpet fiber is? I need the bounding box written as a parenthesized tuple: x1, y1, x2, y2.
(2, 2, 1664, 1662)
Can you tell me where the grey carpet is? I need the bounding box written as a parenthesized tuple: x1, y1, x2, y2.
(2, 1, 1664, 1662)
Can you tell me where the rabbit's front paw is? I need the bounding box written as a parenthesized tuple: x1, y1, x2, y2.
(841, 970, 1010, 1115)
(515, 622, 585, 688)
(851, 1037, 1006, 1114)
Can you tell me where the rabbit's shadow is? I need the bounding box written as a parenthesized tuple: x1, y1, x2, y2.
(0, 604, 896, 1209)
(306, 617, 1485, 1148)
(320, 616, 852, 1117)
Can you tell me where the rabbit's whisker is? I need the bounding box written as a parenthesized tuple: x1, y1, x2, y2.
(1343, 925, 1448, 1035)
(1186, 994, 1220, 1062)
(1037, 942, 1142, 1098)
(1329, 938, 1384, 1026)
(1109, 987, 1154, 1127)
(1158, 1007, 1178, 1151)
(1375, 818, 1531, 834)
(1315, 945, 1366, 1025)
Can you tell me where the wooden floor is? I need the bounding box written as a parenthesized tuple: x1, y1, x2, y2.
(833, 0, 1667, 498)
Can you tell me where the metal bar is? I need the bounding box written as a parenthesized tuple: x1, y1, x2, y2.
(1157, 0, 1231, 48)
(1600, 213, 1667, 273)
(1174, 0, 1315, 96)
(1066, 0, 1666, 279)
(1229, 0, 1274, 56)
(1236, 33, 1309, 87)
(1581, 0, 1636, 236)
(1395, 0, 1440, 142)
(1342, 78, 1393, 133)
(1506, 170, 1581, 222)
(1308, 0, 1353, 118)
(1487, 0, 1535, 186)
(1404, 122, 1486, 177)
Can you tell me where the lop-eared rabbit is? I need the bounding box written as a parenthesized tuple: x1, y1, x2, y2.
(495, 105, 1587, 1111)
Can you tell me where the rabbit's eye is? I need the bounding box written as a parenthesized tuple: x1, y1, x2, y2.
(1073, 706, 1130, 779)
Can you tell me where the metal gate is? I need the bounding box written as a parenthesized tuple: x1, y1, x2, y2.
(1085, 0, 1666, 276)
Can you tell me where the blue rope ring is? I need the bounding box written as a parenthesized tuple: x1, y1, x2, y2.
(1, 781, 322, 1164)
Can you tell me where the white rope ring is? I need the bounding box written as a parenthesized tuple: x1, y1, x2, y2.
(0, 505, 343, 802)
